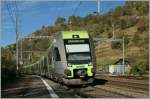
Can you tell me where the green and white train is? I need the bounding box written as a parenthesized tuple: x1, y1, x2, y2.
(23, 31, 96, 85)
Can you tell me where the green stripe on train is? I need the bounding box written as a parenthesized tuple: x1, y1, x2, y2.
(62, 31, 89, 39)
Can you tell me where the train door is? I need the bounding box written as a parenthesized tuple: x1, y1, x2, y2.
(53, 47, 60, 67)
(49, 46, 55, 79)
(53, 47, 63, 77)
(47, 47, 54, 78)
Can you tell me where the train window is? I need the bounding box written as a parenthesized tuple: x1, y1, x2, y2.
(48, 50, 52, 64)
(54, 47, 61, 61)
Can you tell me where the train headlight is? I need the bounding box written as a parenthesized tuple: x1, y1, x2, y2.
(67, 63, 72, 67)
(88, 62, 92, 66)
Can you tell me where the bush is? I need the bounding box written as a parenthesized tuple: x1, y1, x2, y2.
(124, 35, 130, 45)
(127, 16, 138, 27)
(111, 41, 122, 49)
(129, 65, 144, 76)
(138, 59, 148, 73)
(107, 32, 113, 38)
(132, 33, 142, 46)
(1, 49, 17, 85)
(119, 19, 128, 29)
(137, 17, 148, 32)
(1, 59, 17, 85)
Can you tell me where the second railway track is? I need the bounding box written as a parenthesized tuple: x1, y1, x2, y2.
(65, 76, 149, 98)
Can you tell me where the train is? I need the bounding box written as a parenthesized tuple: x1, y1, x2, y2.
(23, 31, 96, 85)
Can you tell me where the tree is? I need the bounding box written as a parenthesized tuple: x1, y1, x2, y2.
(119, 19, 128, 29)
(107, 31, 113, 38)
(1, 47, 16, 84)
(55, 17, 66, 25)
(68, 16, 82, 26)
(132, 33, 142, 46)
(111, 41, 122, 49)
(112, 6, 123, 19)
(124, 35, 130, 45)
(137, 17, 148, 32)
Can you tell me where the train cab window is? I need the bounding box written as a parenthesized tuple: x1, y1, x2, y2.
(54, 47, 61, 61)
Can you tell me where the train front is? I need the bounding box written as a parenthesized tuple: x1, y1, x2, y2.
(62, 31, 96, 85)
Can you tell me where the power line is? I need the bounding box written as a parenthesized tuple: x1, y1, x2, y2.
(5, 2, 20, 73)
(56, 1, 66, 17)
(14, 1, 19, 17)
(5, 2, 16, 24)
(97, 0, 100, 14)
(72, 1, 82, 16)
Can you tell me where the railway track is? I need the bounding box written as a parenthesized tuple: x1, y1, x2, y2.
(43, 75, 149, 98)
(106, 80, 149, 91)
(68, 83, 148, 98)
(68, 86, 131, 98)
(2, 75, 148, 98)
(65, 76, 149, 98)
(96, 75, 149, 84)
(93, 85, 148, 98)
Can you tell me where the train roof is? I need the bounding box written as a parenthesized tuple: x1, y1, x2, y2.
(61, 31, 89, 39)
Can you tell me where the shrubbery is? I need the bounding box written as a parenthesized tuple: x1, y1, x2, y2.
(1, 59, 17, 85)
(111, 41, 122, 49)
(129, 65, 144, 76)
(132, 33, 142, 46)
(1, 48, 17, 85)
(137, 17, 149, 32)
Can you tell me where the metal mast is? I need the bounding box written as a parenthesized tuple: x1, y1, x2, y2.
(97, 0, 100, 14)
(122, 37, 125, 75)
(112, 24, 115, 39)
(16, 16, 19, 72)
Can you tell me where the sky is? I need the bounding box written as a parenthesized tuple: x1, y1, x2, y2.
(1, 0, 125, 47)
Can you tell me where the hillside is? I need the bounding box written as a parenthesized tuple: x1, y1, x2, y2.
(2, 1, 149, 80)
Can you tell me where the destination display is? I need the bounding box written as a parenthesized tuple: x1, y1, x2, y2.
(64, 39, 89, 44)
(65, 44, 90, 53)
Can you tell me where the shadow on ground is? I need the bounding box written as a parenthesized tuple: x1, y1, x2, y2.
(1, 75, 50, 98)
(89, 78, 108, 86)
(66, 78, 108, 88)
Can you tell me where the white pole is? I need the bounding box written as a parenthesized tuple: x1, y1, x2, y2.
(16, 16, 19, 72)
(21, 38, 22, 61)
(112, 24, 115, 39)
(123, 37, 125, 75)
(97, 0, 100, 14)
(20, 37, 23, 66)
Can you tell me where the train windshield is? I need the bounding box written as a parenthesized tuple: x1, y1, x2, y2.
(64, 39, 92, 64)
(66, 52, 91, 64)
